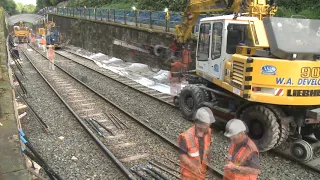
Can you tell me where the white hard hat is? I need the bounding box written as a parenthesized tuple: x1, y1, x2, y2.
(194, 107, 215, 124)
(224, 119, 247, 138)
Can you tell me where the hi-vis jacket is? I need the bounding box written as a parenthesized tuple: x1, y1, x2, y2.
(223, 138, 259, 180)
(178, 125, 212, 180)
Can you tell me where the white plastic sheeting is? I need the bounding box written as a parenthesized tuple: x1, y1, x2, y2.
(66, 46, 187, 95)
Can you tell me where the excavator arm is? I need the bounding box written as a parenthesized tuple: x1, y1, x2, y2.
(175, 0, 277, 43)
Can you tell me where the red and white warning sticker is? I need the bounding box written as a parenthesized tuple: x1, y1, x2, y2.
(275, 88, 284, 96)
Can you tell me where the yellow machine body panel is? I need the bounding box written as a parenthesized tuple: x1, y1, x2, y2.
(13, 26, 30, 37)
(248, 20, 269, 47)
(246, 57, 320, 105)
(197, 53, 320, 106)
(37, 28, 46, 36)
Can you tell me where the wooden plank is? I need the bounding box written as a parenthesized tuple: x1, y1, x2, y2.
(120, 153, 149, 162)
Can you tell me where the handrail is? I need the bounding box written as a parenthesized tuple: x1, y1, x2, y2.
(39, 6, 210, 33)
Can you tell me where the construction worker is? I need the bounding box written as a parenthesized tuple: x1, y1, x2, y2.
(41, 36, 46, 52)
(178, 107, 215, 180)
(168, 45, 192, 99)
(223, 119, 261, 180)
(169, 59, 185, 97)
(30, 34, 35, 46)
(180, 46, 192, 70)
(47, 45, 55, 70)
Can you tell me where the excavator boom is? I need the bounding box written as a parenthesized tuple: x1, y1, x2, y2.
(175, 0, 277, 43)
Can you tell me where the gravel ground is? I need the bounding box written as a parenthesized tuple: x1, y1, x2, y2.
(51, 47, 320, 180)
(22, 46, 220, 179)
(17, 47, 126, 179)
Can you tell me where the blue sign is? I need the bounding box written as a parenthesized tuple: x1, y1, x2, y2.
(261, 65, 277, 75)
(214, 64, 219, 72)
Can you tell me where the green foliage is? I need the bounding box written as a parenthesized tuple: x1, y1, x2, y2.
(138, 0, 187, 11)
(32, 0, 320, 19)
(67, 0, 113, 7)
(15, 2, 23, 13)
(102, 0, 136, 10)
(36, 0, 65, 9)
(65, 0, 187, 11)
(0, 0, 18, 15)
(22, 4, 36, 13)
(0, 0, 36, 14)
(276, 0, 320, 19)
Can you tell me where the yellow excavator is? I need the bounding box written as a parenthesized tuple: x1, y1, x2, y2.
(13, 21, 30, 43)
(162, 0, 320, 161)
(37, 27, 46, 36)
(43, 21, 63, 49)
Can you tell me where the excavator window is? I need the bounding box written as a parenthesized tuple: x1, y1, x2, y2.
(197, 23, 211, 61)
(211, 22, 223, 60)
(226, 23, 252, 54)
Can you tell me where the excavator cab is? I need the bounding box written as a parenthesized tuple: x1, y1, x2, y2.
(196, 15, 258, 80)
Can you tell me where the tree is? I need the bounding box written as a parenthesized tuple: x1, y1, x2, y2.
(22, 4, 36, 13)
(0, 0, 18, 14)
(15, 2, 23, 13)
(31, 0, 320, 19)
(276, 0, 320, 19)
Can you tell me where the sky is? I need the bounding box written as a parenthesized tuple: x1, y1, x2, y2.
(14, 0, 37, 5)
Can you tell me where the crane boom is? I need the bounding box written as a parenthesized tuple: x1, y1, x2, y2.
(175, 0, 277, 43)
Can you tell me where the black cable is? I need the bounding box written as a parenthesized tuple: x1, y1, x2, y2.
(146, 164, 169, 180)
(130, 168, 149, 180)
(13, 72, 28, 96)
(14, 89, 49, 130)
(89, 118, 105, 137)
(91, 118, 114, 135)
(19, 130, 62, 180)
(141, 167, 162, 180)
(22, 147, 56, 180)
(85, 118, 104, 137)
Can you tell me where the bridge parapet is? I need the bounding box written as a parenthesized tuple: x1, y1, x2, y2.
(41, 6, 213, 35)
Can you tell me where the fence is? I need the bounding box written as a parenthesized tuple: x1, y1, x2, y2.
(42, 7, 210, 33)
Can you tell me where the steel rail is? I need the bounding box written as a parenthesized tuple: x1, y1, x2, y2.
(272, 149, 320, 174)
(27, 44, 224, 178)
(22, 49, 137, 180)
(55, 49, 175, 107)
(56, 48, 320, 175)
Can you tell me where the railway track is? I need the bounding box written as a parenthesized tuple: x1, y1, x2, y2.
(42, 46, 320, 177)
(56, 48, 176, 107)
(23, 44, 223, 179)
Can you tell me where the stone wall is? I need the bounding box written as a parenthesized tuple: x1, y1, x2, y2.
(48, 14, 197, 70)
(0, 7, 7, 117)
(0, 8, 6, 81)
(0, 7, 32, 179)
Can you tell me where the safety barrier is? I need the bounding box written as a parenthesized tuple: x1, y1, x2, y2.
(41, 7, 210, 33)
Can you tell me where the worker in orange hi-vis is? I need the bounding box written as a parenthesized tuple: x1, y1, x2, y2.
(30, 34, 35, 47)
(168, 45, 192, 102)
(41, 36, 47, 52)
(47, 45, 55, 70)
(223, 119, 261, 180)
(181, 46, 192, 70)
(169, 60, 184, 98)
(178, 107, 215, 180)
